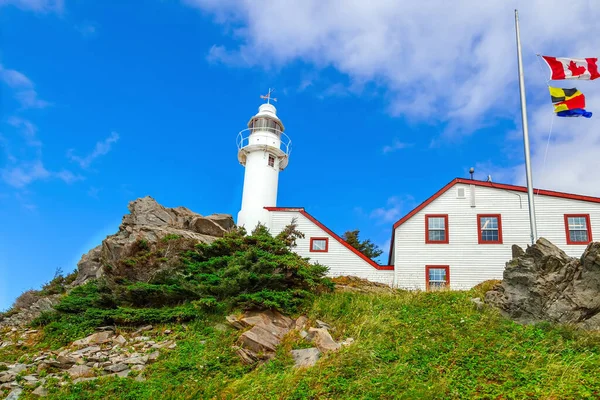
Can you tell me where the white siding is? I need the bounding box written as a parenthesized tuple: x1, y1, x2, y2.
(394, 183, 600, 290)
(269, 210, 394, 285)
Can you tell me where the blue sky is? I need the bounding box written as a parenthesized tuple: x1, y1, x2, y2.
(1, 0, 599, 310)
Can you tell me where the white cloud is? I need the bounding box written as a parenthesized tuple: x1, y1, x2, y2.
(1, 160, 50, 188)
(0, 64, 50, 109)
(370, 196, 415, 224)
(382, 139, 412, 154)
(67, 132, 120, 169)
(7, 117, 42, 148)
(185, 1, 600, 195)
(0, 160, 82, 188)
(0, 0, 64, 13)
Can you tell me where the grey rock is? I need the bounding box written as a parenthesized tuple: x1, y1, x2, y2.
(226, 315, 246, 330)
(340, 337, 355, 347)
(116, 369, 130, 378)
(133, 325, 153, 335)
(131, 365, 146, 372)
(72, 331, 113, 346)
(294, 316, 308, 331)
(146, 351, 159, 363)
(486, 238, 600, 330)
(315, 320, 332, 330)
(470, 297, 484, 311)
(67, 365, 94, 379)
(0, 373, 16, 383)
(9, 364, 27, 374)
(113, 335, 127, 345)
(5, 388, 22, 400)
(0, 295, 61, 329)
(291, 348, 321, 368)
(104, 363, 128, 373)
(32, 385, 48, 397)
(512, 244, 525, 259)
(134, 374, 146, 382)
(307, 328, 340, 353)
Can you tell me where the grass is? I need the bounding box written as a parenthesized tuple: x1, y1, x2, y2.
(11, 288, 600, 400)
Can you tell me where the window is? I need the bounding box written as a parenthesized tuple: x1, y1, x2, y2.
(457, 188, 465, 198)
(564, 214, 592, 244)
(425, 214, 449, 244)
(268, 155, 275, 167)
(310, 237, 329, 252)
(426, 266, 449, 291)
(477, 214, 503, 244)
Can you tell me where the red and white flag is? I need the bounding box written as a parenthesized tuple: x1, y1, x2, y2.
(542, 56, 600, 80)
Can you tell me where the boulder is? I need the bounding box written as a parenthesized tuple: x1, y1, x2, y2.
(5, 389, 22, 400)
(72, 331, 113, 347)
(307, 328, 340, 353)
(486, 238, 600, 330)
(32, 385, 48, 397)
(67, 365, 94, 379)
(238, 326, 280, 354)
(233, 310, 296, 364)
(291, 348, 321, 368)
(73, 196, 234, 285)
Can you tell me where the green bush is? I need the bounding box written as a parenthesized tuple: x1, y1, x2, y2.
(33, 222, 331, 341)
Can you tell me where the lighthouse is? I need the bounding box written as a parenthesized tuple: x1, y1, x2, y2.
(236, 90, 292, 231)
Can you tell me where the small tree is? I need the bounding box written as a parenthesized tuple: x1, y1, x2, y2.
(342, 230, 383, 261)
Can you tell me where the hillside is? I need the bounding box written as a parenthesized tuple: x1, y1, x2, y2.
(2, 286, 600, 399)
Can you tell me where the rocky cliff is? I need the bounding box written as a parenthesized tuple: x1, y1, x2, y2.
(486, 238, 600, 330)
(1, 197, 234, 327)
(74, 196, 234, 285)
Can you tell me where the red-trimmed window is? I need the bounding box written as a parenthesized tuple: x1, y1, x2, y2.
(426, 265, 449, 291)
(310, 237, 329, 252)
(564, 214, 592, 244)
(478, 214, 503, 244)
(425, 214, 449, 244)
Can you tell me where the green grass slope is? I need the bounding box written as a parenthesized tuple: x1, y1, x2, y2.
(23, 289, 600, 400)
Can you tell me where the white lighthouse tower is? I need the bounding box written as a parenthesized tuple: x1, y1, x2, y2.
(236, 90, 292, 231)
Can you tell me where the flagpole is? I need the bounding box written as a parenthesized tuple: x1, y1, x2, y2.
(515, 9, 538, 244)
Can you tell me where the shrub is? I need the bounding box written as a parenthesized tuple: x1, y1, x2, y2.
(34, 221, 332, 335)
(12, 289, 41, 310)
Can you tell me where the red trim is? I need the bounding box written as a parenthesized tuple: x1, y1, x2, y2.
(425, 265, 450, 291)
(564, 214, 593, 245)
(425, 214, 449, 244)
(477, 214, 503, 244)
(388, 178, 600, 263)
(310, 237, 329, 252)
(265, 207, 394, 271)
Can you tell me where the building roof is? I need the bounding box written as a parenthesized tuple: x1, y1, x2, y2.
(387, 178, 600, 264)
(265, 207, 394, 271)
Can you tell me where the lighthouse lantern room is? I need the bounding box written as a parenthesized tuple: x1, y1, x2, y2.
(236, 91, 291, 231)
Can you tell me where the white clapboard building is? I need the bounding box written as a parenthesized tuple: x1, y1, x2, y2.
(236, 99, 600, 290)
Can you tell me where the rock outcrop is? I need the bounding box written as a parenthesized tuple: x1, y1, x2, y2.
(486, 238, 600, 330)
(74, 196, 234, 285)
(0, 295, 61, 329)
(227, 311, 354, 368)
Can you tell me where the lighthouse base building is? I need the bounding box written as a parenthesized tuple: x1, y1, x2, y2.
(237, 98, 600, 291)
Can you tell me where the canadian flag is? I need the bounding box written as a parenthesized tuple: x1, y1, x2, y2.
(542, 56, 600, 80)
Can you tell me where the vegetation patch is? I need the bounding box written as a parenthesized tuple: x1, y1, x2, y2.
(31, 224, 332, 347)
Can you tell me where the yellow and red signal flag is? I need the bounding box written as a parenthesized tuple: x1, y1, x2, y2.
(542, 56, 600, 80)
(548, 86, 592, 118)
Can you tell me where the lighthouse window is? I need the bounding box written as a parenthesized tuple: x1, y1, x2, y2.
(268, 155, 275, 167)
